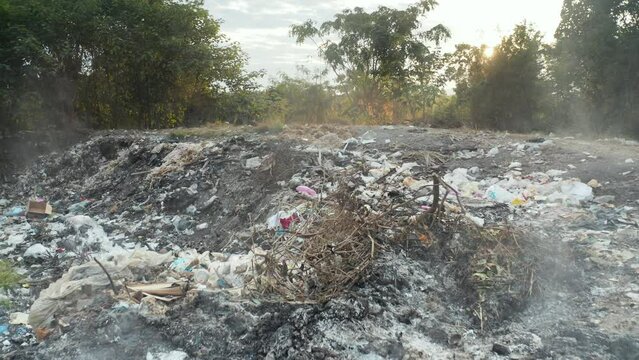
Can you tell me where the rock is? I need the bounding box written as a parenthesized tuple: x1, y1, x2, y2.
(185, 205, 197, 215)
(23, 244, 50, 259)
(0, 199, 9, 207)
(625, 158, 634, 164)
(492, 343, 510, 355)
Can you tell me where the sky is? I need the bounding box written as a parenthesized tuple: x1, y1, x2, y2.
(204, 0, 564, 82)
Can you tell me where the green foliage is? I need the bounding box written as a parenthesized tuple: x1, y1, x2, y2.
(268, 68, 339, 124)
(0, 260, 20, 289)
(0, 298, 12, 310)
(444, 24, 549, 132)
(430, 95, 467, 128)
(477, 24, 548, 131)
(552, 0, 639, 135)
(291, 1, 449, 121)
(0, 0, 254, 131)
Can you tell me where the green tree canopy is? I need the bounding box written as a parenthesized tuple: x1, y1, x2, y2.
(552, 0, 639, 134)
(445, 24, 548, 132)
(291, 0, 449, 121)
(0, 0, 254, 132)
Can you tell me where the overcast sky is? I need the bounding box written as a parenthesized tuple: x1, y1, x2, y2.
(204, 0, 564, 82)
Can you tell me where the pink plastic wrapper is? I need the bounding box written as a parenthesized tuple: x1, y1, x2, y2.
(296, 185, 317, 199)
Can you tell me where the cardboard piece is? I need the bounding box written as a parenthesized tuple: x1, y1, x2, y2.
(126, 282, 184, 297)
(26, 200, 52, 217)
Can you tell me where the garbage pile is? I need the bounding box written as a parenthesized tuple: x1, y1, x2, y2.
(0, 128, 637, 359)
(443, 166, 594, 209)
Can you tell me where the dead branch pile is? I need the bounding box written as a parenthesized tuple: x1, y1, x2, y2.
(255, 203, 376, 303)
(252, 170, 468, 303)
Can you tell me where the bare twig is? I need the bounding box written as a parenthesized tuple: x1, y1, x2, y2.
(94, 257, 117, 295)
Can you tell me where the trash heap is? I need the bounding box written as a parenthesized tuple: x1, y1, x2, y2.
(443, 166, 594, 209)
(0, 130, 460, 332)
(0, 129, 637, 359)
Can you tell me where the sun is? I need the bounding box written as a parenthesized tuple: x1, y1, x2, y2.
(483, 46, 494, 58)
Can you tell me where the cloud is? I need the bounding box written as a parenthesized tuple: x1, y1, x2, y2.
(205, 0, 564, 83)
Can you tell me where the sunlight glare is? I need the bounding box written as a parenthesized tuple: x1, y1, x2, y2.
(483, 46, 494, 58)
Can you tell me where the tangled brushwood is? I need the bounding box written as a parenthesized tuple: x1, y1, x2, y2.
(255, 200, 377, 303)
(422, 214, 544, 330)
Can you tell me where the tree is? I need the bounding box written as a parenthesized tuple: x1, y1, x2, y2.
(0, 0, 253, 132)
(552, 0, 639, 135)
(267, 67, 339, 124)
(445, 24, 548, 132)
(290, 1, 450, 121)
(478, 24, 547, 131)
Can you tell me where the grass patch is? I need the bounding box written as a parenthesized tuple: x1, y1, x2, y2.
(0, 260, 21, 289)
(0, 298, 12, 310)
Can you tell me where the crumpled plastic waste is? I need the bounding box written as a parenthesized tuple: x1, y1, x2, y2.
(296, 185, 317, 199)
(146, 350, 189, 360)
(548, 180, 593, 205)
(29, 249, 174, 328)
(443, 168, 480, 197)
(24, 243, 51, 259)
(67, 200, 92, 214)
(245, 157, 262, 169)
(359, 131, 377, 145)
(546, 169, 567, 177)
(267, 209, 303, 230)
(279, 213, 299, 229)
(147, 142, 209, 178)
(3, 206, 24, 217)
(170, 258, 193, 272)
(486, 185, 516, 203)
(587, 179, 601, 188)
(402, 177, 429, 191)
(9, 312, 29, 325)
(486, 146, 499, 157)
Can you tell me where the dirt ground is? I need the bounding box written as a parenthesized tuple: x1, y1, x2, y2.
(0, 125, 637, 359)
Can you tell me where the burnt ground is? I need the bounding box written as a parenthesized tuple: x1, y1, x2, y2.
(0, 125, 638, 359)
